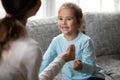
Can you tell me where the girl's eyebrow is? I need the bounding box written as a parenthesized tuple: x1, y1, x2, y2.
(58, 16, 74, 18)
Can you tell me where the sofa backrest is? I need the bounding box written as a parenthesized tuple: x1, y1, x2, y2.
(26, 13, 120, 56)
(26, 17, 60, 54)
(84, 13, 120, 56)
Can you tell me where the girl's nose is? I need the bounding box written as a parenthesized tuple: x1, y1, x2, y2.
(62, 19, 66, 24)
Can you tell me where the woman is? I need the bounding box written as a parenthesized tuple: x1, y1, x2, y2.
(0, 0, 75, 80)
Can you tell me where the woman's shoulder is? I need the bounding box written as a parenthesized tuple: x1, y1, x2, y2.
(12, 37, 39, 50)
(10, 37, 42, 59)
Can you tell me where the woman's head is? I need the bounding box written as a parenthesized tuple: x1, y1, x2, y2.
(0, 0, 41, 58)
(57, 2, 83, 36)
(1, 0, 41, 20)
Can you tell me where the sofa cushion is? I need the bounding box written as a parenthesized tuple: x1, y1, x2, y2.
(26, 17, 60, 54)
(84, 13, 120, 56)
(96, 54, 120, 80)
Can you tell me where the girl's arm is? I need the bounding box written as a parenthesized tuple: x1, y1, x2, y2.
(39, 44, 75, 80)
(78, 39, 96, 73)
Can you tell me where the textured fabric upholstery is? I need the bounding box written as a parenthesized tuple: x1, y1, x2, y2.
(26, 13, 120, 80)
(83, 13, 120, 80)
(26, 17, 60, 54)
(84, 13, 120, 56)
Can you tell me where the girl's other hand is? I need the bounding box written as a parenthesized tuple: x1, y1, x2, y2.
(73, 59, 82, 70)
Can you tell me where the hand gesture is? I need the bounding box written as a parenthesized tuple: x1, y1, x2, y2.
(59, 44, 75, 62)
(73, 59, 82, 70)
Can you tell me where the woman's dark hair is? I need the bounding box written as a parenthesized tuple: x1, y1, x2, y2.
(0, 0, 38, 59)
(1, 0, 38, 19)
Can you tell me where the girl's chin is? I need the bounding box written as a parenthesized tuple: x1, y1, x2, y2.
(61, 30, 69, 33)
(61, 31, 69, 34)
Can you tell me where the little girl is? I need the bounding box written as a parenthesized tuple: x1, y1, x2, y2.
(40, 2, 105, 80)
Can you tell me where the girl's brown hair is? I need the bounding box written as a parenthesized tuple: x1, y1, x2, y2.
(58, 2, 83, 23)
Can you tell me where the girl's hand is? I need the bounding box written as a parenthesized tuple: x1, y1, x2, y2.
(73, 59, 83, 70)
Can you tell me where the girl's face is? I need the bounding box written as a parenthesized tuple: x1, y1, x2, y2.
(58, 8, 79, 36)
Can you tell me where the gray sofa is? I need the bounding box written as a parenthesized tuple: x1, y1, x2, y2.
(26, 13, 120, 80)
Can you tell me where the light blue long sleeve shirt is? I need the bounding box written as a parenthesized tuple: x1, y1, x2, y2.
(40, 32, 105, 80)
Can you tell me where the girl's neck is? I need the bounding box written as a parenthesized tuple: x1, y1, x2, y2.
(64, 31, 79, 41)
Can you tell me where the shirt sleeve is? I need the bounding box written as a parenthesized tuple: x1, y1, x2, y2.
(39, 57, 65, 80)
(79, 39, 96, 74)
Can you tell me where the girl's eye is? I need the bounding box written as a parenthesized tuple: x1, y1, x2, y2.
(67, 18, 72, 20)
(58, 17, 63, 20)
